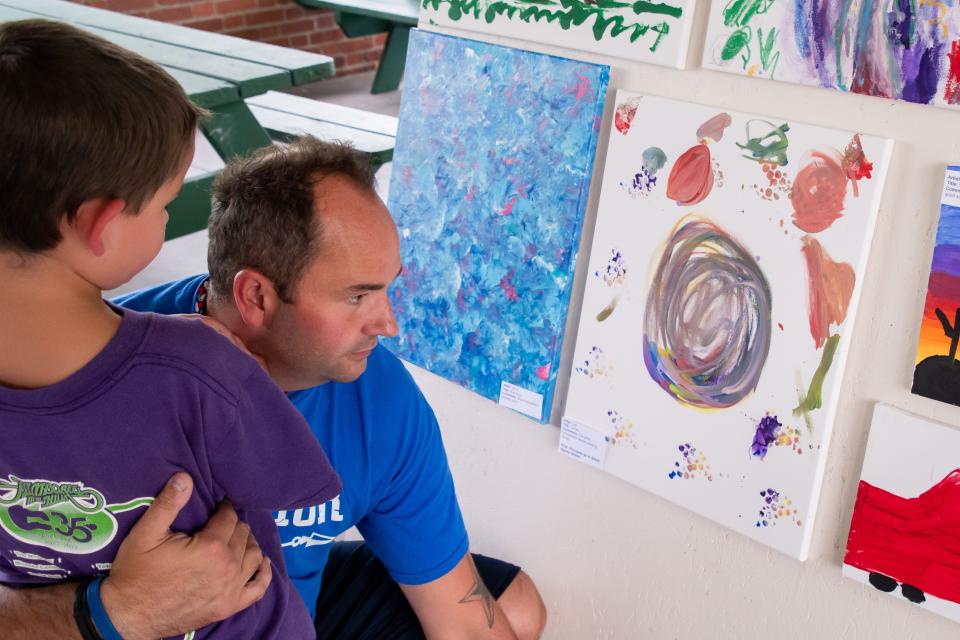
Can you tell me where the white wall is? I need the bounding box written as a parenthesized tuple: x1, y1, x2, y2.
(415, 7, 960, 640)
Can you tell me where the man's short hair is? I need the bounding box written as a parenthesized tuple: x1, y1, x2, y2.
(208, 136, 376, 303)
(0, 20, 203, 253)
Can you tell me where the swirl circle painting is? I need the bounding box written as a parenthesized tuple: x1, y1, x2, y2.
(643, 217, 772, 410)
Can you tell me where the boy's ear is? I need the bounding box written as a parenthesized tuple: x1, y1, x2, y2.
(72, 198, 127, 257)
(233, 269, 282, 330)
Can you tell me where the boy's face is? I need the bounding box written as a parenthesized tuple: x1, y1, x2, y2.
(100, 143, 193, 290)
(264, 174, 402, 390)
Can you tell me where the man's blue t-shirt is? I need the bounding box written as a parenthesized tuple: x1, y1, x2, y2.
(114, 275, 469, 617)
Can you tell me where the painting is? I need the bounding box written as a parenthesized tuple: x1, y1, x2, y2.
(563, 91, 892, 559)
(420, 0, 696, 69)
(384, 29, 609, 423)
(703, 0, 960, 110)
(914, 166, 960, 406)
(843, 404, 960, 622)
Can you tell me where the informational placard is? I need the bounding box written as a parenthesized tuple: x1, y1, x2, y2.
(498, 382, 544, 421)
(558, 417, 608, 470)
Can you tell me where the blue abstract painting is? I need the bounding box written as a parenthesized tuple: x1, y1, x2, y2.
(385, 29, 609, 423)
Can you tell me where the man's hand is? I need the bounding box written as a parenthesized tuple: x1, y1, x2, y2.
(100, 472, 272, 640)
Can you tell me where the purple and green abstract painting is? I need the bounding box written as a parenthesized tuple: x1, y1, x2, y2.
(703, 0, 960, 110)
(384, 29, 609, 423)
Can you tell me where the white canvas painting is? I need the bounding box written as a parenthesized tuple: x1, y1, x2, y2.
(702, 0, 960, 110)
(843, 405, 960, 623)
(563, 91, 892, 559)
(420, 0, 696, 69)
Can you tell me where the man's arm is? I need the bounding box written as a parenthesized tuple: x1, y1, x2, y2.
(400, 552, 518, 640)
(0, 472, 271, 640)
(0, 582, 78, 639)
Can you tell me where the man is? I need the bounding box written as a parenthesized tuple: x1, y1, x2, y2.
(0, 136, 546, 639)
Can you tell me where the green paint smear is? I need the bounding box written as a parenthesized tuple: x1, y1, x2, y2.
(793, 333, 840, 431)
(722, 0, 777, 28)
(719, 0, 780, 76)
(721, 26, 751, 63)
(642, 146, 667, 174)
(424, 0, 683, 49)
(596, 293, 620, 321)
(756, 26, 780, 77)
(736, 119, 789, 165)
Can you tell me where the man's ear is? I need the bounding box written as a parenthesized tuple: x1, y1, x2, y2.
(71, 198, 127, 257)
(233, 269, 282, 330)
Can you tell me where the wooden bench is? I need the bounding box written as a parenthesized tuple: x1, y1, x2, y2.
(296, 0, 419, 94)
(246, 91, 398, 168)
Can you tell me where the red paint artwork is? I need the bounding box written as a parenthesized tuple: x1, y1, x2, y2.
(614, 99, 640, 135)
(845, 469, 960, 605)
(945, 40, 960, 105)
(666, 144, 714, 206)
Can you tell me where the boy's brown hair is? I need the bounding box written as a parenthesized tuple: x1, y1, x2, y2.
(0, 19, 204, 253)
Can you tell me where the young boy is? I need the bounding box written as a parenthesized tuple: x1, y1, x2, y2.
(0, 20, 340, 639)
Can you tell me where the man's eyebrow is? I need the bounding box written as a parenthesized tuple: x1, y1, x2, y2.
(347, 267, 403, 292)
(348, 283, 386, 292)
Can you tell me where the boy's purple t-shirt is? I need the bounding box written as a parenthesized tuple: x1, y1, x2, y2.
(0, 307, 340, 639)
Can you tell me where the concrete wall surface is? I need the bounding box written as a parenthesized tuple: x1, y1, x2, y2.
(416, 8, 960, 640)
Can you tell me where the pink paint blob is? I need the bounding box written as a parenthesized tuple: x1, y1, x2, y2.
(500, 273, 520, 301)
(695, 112, 732, 143)
(535, 363, 551, 380)
(570, 74, 590, 103)
(791, 149, 847, 233)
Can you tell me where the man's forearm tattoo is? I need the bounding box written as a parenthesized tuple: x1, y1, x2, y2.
(458, 560, 495, 629)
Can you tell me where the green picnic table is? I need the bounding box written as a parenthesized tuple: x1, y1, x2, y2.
(0, 0, 336, 239)
(296, 0, 418, 94)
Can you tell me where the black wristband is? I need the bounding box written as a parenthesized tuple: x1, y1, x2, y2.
(74, 578, 104, 640)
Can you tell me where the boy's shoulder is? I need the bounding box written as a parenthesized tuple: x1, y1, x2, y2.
(131, 309, 262, 400)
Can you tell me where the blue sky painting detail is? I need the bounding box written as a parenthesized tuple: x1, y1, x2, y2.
(385, 29, 609, 423)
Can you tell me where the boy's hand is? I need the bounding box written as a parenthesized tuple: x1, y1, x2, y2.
(100, 472, 272, 640)
(175, 313, 268, 370)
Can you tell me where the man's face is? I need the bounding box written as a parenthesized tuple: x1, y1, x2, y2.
(266, 174, 402, 390)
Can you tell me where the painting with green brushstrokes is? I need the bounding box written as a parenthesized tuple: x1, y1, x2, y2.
(703, 0, 960, 111)
(421, 0, 696, 68)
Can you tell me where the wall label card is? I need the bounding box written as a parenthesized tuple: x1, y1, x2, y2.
(559, 417, 608, 470)
(499, 382, 544, 420)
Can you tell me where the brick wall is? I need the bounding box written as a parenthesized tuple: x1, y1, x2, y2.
(71, 0, 387, 77)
